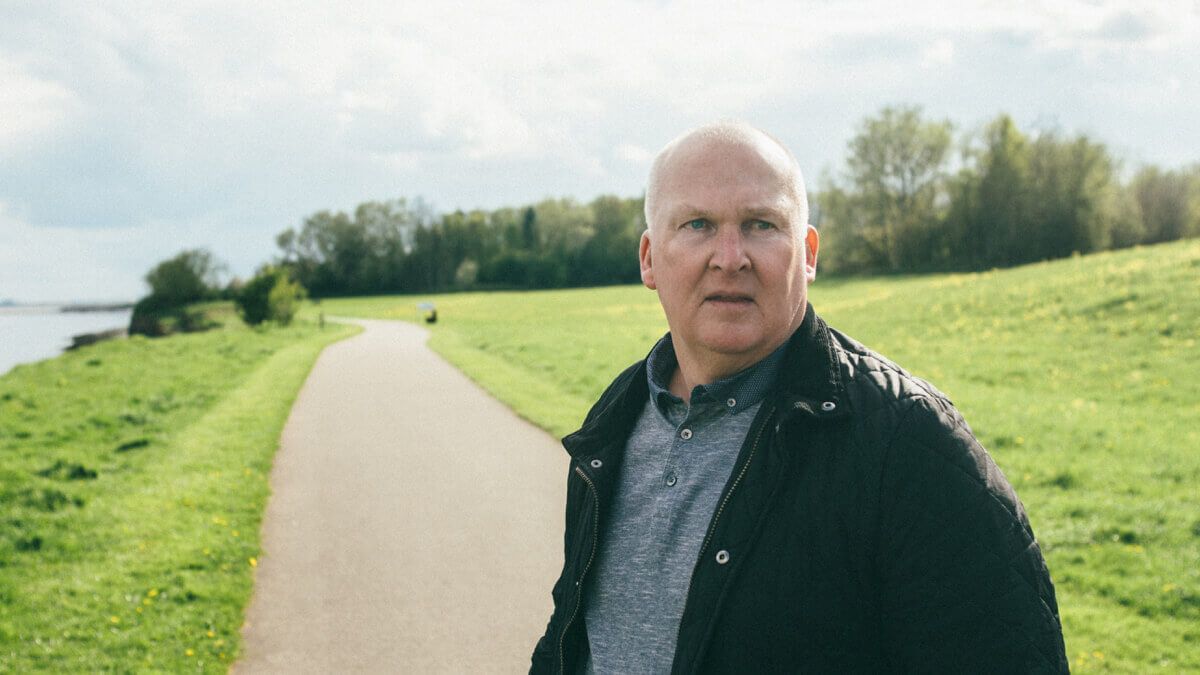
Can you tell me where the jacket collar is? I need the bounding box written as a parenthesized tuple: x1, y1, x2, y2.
(561, 303, 847, 458)
(775, 303, 850, 420)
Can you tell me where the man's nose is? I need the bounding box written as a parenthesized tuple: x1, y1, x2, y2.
(709, 225, 750, 272)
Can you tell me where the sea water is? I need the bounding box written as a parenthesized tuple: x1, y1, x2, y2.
(0, 307, 132, 376)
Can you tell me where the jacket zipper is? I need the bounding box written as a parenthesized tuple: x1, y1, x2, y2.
(559, 465, 601, 674)
(697, 404, 774, 560)
(675, 404, 775, 672)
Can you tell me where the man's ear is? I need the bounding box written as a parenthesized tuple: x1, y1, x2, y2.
(803, 225, 819, 282)
(639, 230, 656, 290)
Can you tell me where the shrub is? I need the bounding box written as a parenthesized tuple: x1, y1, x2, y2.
(237, 267, 307, 326)
(266, 274, 304, 325)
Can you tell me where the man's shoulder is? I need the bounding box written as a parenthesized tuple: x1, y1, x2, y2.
(823, 323, 956, 416)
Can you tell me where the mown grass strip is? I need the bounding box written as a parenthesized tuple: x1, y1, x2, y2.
(316, 239, 1200, 673)
(0, 320, 356, 672)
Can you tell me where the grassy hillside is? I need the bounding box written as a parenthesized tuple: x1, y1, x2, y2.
(316, 239, 1200, 673)
(0, 317, 356, 672)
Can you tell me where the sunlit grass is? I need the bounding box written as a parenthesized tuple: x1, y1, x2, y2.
(0, 316, 356, 672)
(316, 239, 1200, 672)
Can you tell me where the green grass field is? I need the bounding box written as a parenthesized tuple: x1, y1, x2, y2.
(316, 239, 1200, 673)
(0, 313, 356, 672)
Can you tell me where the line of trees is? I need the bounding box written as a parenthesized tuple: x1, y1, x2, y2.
(818, 106, 1200, 274)
(273, 195, 645, 297)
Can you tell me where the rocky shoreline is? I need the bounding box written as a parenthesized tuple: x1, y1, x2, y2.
(67, 327, 128, 350)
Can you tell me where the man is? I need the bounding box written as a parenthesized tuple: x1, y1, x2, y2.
(530, 123, 1068, 673)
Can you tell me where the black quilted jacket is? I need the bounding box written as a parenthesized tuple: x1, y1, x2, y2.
(530, 306, 1068, 674)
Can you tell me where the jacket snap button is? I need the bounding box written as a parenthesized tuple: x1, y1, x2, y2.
(680, 428, 693, 440)
(821, 401, 837, 412)
(589, 459, 602, 469)
(715, 550, 730, 565)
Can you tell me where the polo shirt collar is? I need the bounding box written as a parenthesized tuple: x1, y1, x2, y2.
(645, 332, 788, 417)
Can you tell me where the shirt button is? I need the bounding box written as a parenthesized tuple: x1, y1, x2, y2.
(590, 459, 603, 469)
(665, 473, 678, 487)
(715, 550, 730, 564)
(680, 428, 693, 440)
(726, 398, 736, 408)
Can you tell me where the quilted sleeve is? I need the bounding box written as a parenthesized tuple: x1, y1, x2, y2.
(877, 396, 1069, 674)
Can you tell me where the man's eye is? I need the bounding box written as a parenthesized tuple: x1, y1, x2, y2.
(686, 219, 707, 230)
(751, 220, 775, 231)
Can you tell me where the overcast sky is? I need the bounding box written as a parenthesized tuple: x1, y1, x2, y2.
(2, 1, 1197, 302)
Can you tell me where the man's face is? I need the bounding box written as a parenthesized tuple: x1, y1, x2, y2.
(640, 136, 818, 370)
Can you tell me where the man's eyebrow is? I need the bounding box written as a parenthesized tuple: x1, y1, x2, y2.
(670, 204, 713, 220)
(740, 205, 791, 220)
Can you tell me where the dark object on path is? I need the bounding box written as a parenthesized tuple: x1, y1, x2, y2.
(417, 301, 437, 324)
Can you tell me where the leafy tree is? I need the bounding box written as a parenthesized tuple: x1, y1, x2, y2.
(1028, 133, 1118, 259)
(824, 106, 953, 271)
(455, 259, 479, 288)
(521, 207, 540, 251)
(130, 249, 226, 336)
(144, 248, 224, 306)
(967, 115, 1031, 267)
(1132, 166, 1199, 244)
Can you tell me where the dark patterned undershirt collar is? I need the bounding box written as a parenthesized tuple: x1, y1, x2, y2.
(645, 332, 788, 418)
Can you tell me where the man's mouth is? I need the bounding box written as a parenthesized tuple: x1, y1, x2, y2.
(704, 294, 754, 305)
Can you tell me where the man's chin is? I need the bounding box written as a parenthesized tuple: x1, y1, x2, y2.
(697, 331, 764, 358)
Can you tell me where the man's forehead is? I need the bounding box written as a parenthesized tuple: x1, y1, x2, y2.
(664, 131, 793, 175)
(657, 140, 799, 210)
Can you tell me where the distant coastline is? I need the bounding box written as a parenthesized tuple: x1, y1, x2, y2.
(62, 302, 136, 313)
(0, 302, 134, 315)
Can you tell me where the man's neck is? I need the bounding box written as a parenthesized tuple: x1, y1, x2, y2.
(667, 347, 768, 404)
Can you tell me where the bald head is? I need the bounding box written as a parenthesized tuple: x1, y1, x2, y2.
(644, 122, 809, 232)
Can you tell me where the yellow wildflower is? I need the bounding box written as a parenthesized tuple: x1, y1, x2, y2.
(109, 616, 120, 624)
(249, 557, 258, 567)
(185, 648, 195, 657)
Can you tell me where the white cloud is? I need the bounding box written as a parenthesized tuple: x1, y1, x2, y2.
(615, 143, 654, 165)
(920, 39, 956, 68)
(0, 56, 80, 149)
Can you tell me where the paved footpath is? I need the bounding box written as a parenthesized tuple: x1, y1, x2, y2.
(235, 319, 568, 674)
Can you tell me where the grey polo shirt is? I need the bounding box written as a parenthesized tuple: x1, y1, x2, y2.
(582, 334, 786, 674)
